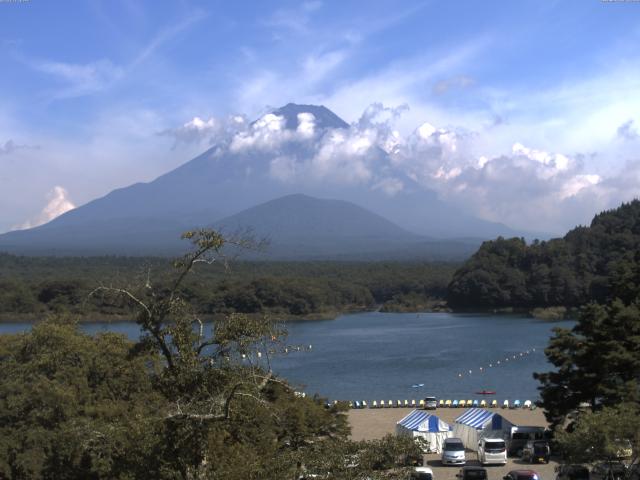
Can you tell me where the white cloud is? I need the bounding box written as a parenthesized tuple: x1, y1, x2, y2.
(33, 59, 124, 99)
(302, 49, 347, 82)
(158, 115, 247, 148)
(296, 112, 316, 138)
(13, 186, 75, 230)
(433, 75, 475, 95)
(230, 113, 289, 152)
(263, 1, 323, 34)
(512, 142, 570, 174)
(373, 177, 404, 196)
(559, 174, 601, 200)
(309, 128, 375, 183)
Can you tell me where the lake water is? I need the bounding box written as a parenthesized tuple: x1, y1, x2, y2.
(0, 312, 573, 403)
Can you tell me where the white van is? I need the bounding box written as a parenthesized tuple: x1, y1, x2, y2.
(477, 438, 507, 465)
(424, 396, 438, 410)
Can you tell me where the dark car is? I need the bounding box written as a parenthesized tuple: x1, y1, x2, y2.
(508, 427, 546, 457)
(504, 469, 540, 480)
(555, 464, 590, 480)
(457, 466, 488, 480)
(591, 462, 627, 480)
(522, 440, 551, 464)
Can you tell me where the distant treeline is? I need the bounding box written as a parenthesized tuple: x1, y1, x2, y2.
(0, 255, 457, 319)
(448, 200, 640, 309)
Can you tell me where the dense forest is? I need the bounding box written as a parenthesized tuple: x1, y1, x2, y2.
(447, 200, 640, 309)
(0, 254, 456, 320)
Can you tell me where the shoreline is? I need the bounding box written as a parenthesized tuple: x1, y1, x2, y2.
(0, 304, 575, 324)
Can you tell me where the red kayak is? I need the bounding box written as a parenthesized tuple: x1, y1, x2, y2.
(475, 390, 496, 395)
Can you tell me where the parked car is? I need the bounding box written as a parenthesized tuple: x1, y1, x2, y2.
(457, 466, 488, 480)
(590, 462, 627, 480)
(503, 470, 540, 480)
(555, 464, 590, 480)
(508, 426, 546, 457)
(442, 438, 466, 466)
(522, 440, 550, 464)
(411, 467, 434, 480)
(424, 396, 438, 410)
(478, 438, 507, 465)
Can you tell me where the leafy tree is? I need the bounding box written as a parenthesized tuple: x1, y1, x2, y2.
(0, 315, 166, 479)
(554, 404, 640, 463)
(534, 299, 640, 428)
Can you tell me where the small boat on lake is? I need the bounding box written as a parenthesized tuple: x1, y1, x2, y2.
(475, 390, 496, 395)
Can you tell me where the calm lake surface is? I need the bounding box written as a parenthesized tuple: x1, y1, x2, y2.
(0, 312, 573, 402)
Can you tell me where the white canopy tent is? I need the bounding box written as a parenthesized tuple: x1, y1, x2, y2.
(396, 410, 453, 454)
(452, 408, 514, 451)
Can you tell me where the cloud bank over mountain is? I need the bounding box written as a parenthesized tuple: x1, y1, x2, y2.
(12, 186, 75, 231)
(155, 102, 638, 235)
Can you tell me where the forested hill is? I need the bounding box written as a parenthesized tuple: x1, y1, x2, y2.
(447, 200, 640, 309)
(0, 256, 457, 320)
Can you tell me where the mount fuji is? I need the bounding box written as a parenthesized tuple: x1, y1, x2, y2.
(0, 103, 527, 258)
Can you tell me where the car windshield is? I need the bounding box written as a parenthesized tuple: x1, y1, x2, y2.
(444, 442, 464, 451)
(425, 397, 436, 402)
(465, 469, 487, 479)
(485, 440, 505, 450)
(413, 474, 433, 480)
(533, 442, 548, 453)
(512, 433, 530, 440)
(516, 475, 537, 480)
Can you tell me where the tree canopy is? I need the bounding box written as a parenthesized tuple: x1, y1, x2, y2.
(534, 299, 640, 429)
(0, 253, 456, 320)
(553, 404, 640, 463)
(448, 200, 640, 309)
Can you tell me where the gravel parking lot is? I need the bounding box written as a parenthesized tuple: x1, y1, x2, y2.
(420, 453, 558, 480)
(348, 407, 558, 480)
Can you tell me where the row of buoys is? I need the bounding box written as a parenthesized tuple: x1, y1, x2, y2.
(240, 344, 313, 359)
(457, 348, 537, 378)
(325, 399, 536, 410)
(270, 344, 313, 355)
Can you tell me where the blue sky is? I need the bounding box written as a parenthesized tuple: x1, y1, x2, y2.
(1, 0, 640, 233)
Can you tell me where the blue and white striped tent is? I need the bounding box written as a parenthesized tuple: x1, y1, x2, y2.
(396, 410, 453, 453)
(453, 408, 514, 450)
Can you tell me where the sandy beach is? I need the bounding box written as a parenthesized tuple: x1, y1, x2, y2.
(348, 407, 558, 480)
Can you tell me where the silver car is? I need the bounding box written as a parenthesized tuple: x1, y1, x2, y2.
(442, 438, 466, 465)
